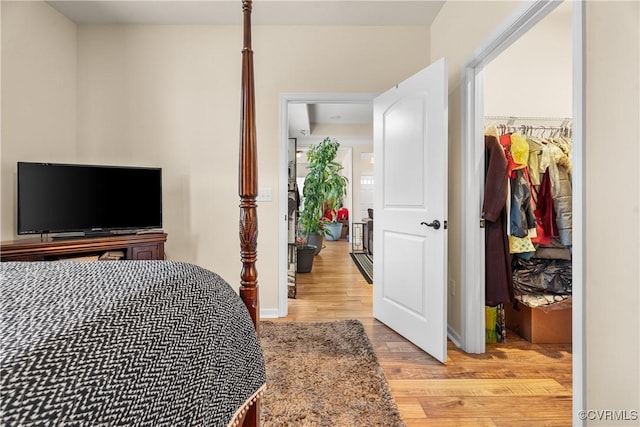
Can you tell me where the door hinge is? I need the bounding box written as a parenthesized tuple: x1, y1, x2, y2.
(444, 220, 448, 230)
(480, 219, 486, 228)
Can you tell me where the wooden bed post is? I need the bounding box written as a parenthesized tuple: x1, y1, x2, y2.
(239, 1, 260, 426)
(239, 0, 259, 330)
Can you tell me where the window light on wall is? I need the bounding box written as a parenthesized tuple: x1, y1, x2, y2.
(360, 177, 374, 186)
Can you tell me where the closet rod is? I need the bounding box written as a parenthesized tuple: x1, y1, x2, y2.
(484, 115, 571, 121)
(484, 115, 572, 126)
(502, 125, 572, 130)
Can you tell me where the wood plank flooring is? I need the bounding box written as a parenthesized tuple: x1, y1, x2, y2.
(268, 239, 573, 426)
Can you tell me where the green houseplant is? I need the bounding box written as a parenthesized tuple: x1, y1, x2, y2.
(298, 137, 348, 252)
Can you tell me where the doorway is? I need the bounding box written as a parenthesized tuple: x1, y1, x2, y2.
(278, 93, 376, 316)
(460, 0, 584, 424)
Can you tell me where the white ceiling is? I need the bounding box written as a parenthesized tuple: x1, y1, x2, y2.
(288, 103, 373, 144)
(308, 103, 372, 124)
(47, 1, 446, 26)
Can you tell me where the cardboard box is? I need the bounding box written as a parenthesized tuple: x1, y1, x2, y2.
(339, 220, 349, 239)
(505, 301, 572, 343)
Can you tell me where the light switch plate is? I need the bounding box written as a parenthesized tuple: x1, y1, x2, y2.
(256, 187, 273, 202)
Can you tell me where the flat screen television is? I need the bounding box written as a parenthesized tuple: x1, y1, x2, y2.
(17, 162, 162, 237)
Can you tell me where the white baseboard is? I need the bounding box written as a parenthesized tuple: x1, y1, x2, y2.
(447, 326, 462, 349)
(260, 308, 280, 319)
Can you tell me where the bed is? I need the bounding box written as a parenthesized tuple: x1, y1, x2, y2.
(1, 1, 264, 426)
(1, 261, 265, 426)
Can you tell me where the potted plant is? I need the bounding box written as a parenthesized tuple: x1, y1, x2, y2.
(298, 137, 348, 252)
(322, 205, 345, 241)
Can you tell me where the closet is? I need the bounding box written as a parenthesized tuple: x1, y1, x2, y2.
(482, 2, 573, 344)
(483, 117, 573, 344)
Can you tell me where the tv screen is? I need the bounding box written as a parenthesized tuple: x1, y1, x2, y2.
(17, 162, 162, 236)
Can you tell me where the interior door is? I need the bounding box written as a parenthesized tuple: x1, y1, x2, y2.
(372, 58, 448, 363)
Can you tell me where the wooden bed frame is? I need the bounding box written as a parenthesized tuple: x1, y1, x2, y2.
(238, 1, 260, 426)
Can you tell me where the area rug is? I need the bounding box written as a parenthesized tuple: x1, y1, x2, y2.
(350, 252, 373, 284)
(259, 320, 405, 427)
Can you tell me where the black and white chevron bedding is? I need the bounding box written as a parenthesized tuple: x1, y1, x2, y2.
(1, 260, 266, 426)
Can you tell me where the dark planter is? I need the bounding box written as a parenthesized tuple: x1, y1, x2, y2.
(296, 245, 317, 273)
(306, 232, 324, 255)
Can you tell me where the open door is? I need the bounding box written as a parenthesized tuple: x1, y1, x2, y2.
(372, 58, 448, 363)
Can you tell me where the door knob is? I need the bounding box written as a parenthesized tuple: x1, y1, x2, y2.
(421, 220, 441, 230)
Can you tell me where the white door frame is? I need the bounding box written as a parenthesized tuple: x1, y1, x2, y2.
(459, 0, 584, 425)
(278, 93, 377, 316)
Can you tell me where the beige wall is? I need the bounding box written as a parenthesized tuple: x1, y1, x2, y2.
(484, 5, 572, 118)
(432, 0, 640, 422)
(1, 0, 430, 311)
(0, 1, 77, 239)
(584, 2, 639, 423)
(431, 0, 520, 337)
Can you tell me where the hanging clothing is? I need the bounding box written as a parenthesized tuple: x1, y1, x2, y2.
(509, 168, 536, 238)
(483, 135, 514, 307)
(531, 167, 558, 245)
(506, 134, 536, 260)
(526, 137, 543, 186)
(483, 121, 573, 318)
(554, 165, 573, 246)
(540, 143, 572, 246)
(509, 133, 530, 171)
(498, 134, 518, 178)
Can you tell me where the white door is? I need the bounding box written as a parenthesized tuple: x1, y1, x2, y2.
(372, 58, 448, 363)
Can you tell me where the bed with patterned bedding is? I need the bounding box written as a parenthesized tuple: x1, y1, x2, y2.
(1, 260, 266, 426)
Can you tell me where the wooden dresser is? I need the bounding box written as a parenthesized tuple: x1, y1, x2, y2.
(0, 233, 167, 262)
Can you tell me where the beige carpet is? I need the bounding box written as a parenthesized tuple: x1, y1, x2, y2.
(259, 320, 406, 427)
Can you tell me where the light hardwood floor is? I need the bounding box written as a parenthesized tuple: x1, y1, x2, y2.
(267, 239, 573, 426)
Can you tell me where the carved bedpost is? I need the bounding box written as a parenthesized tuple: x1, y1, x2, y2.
(239, 3, 261, 426)
(239, 0, 259, 330)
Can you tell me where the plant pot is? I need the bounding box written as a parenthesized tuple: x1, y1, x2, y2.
(324, 222, 343, 241)
(307, 232, 324, 255)
(296, 245, 317, 273)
